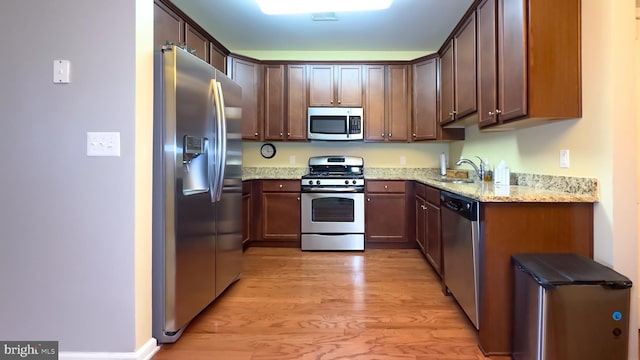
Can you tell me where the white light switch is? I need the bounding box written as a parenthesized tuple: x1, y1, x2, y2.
(53, 60, 70, 83)
(400, 156, 406, 165)
(559, 149, 570, 168)
(87, 132, 121, 157)
(289, 155, 296, 164)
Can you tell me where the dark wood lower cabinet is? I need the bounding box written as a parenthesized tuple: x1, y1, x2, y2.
(414, 183, 442, 277)
(258, 180, 300, 247)
(242, 181, 252, 247)
(365, 181, 412, 248)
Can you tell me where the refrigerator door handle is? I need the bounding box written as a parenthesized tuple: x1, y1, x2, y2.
(213, 81, 227, 202)
(208, 79, 218, 203)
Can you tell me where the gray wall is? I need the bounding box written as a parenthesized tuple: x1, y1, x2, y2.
(0, 0, 144, 352)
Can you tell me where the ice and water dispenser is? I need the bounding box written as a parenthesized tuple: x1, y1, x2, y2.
(512, 253, 632, 360)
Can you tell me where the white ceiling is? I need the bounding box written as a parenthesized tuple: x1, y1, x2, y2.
(170, 0, 474, 55)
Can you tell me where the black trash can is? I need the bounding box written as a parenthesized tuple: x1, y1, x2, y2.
(512, 253, 632, 360)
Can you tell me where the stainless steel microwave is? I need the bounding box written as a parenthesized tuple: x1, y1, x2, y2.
(307, 107, 363, 141)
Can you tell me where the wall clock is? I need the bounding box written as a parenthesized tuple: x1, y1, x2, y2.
(260, 143, 276, 159)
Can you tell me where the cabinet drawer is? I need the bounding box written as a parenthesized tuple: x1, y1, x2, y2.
(414, 182, 426, 198)
(425, 186, 440, 205)
(366, 180, 406, 193)
(262, 180, 301, 192)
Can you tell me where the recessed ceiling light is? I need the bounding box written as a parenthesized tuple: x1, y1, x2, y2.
(257, 0, 393, 15)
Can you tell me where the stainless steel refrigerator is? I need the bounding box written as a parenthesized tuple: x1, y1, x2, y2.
(152, 45, 243, 343)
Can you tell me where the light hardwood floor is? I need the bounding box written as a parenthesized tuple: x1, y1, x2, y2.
(153, 247, 509, 359)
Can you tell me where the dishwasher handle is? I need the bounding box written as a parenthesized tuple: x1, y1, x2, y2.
(441, 191, 478, 220)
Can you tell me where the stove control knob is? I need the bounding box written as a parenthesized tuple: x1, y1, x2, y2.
(352, 180, 357, 185)
(345, 180, 349, 185)
(316, 180, 321, 185)
(308, 180, 313, 185)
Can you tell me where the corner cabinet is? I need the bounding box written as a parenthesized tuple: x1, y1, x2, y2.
(364, 65, 410, 142)
(476, 0, 581, 129)
(229, 56, 263, 140)
(309, 65, 362, 107)
(412, 57, 464, 141)
(365, 181, 410, 247)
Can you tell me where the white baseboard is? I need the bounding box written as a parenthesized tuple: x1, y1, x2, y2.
(59, 338, 159, 360)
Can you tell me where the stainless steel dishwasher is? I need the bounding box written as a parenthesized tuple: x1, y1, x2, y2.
(441, 191, 480, 329)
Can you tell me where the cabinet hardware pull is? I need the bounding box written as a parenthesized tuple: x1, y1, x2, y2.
(280, 132, 283, 136)
(384, 185, 388, 189)
(254, 132, 258, 136)
(413, 133, 416, 137)
(488, 111, 494, 116)
(330, 100, 334, 104)
(338, 100, 341, 104)
(287, 132, 290, 136)
(367, 198, 370, 202)
(389, 134, 392, 137)
(297, 197, 300, 201)
(279, 184, 283, 188)
(452, 110, 457, 114)
(381, 133, 385, 137)
(495, 109, 502, 114)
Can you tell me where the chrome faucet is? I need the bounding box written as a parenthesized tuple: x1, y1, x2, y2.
(456, 156, 485, 180)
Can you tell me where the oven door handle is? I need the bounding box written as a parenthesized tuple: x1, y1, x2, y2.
(302, 187, 364, 193)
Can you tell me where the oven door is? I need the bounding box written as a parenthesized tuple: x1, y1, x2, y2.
(301, 192, 364, 234)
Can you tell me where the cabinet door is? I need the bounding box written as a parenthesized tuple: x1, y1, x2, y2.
(439, 40, 455, 125)
(153, 2, 183, 49)
(264, 65, 285, 140)
(185, 24, 208, 62)
(287, 65, 307, 140)
(209, 45, 226, 73)
(308, 65, 334, 106)
(337, 65, 362, 106)
(364, 65, 386, 141)
(415, 196, 427, 252)
(454, 13, 477, 119)
(242, 182, 252, 245)
(412, 58, 437, 140)
(387, 65, 410, 142)
(230, 57, 262, 140)
(497, 0, 527, 122)
(365, 193, 407, 243)
(477, 0, 499, 127)
(425, 203, 442, 275)
(261, 192, 300, 241)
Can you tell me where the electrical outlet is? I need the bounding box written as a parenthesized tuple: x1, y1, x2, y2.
(559, 149, 570, 168)
(400, 156, 406, 165)
(289, 155, 296, 164)
(87, 132, 120, 157)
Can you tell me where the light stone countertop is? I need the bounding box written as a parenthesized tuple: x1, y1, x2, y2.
(242, 167, 599, 203)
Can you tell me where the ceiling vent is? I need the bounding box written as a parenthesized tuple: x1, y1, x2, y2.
(312, 12, 339, 21)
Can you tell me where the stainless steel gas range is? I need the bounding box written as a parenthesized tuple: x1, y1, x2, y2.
(300, 156, 365, 251)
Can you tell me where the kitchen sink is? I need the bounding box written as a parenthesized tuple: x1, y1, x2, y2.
(435, 178, 475, 184)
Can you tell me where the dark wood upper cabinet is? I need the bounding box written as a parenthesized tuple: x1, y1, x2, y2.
(263, 65, 307, 141)
(439, 42, 455, 125)
(209, 46, 227, 73)
(153, 1, 183, 49)
(454, 13, 477, 119)
(230, 56, 263, 140)
(309, 65, 362, 107)
(439, 13, 477, 125)
(286, 65, 308, 140)
(264, 65, 285, 141)
(185, 24, 208, 62)
(364, 65, 410, 142)
(412, 58, 438, 140)
(477, 0, 581, 129)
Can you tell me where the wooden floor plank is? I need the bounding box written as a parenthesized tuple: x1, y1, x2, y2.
(153, 247, 509, 359)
